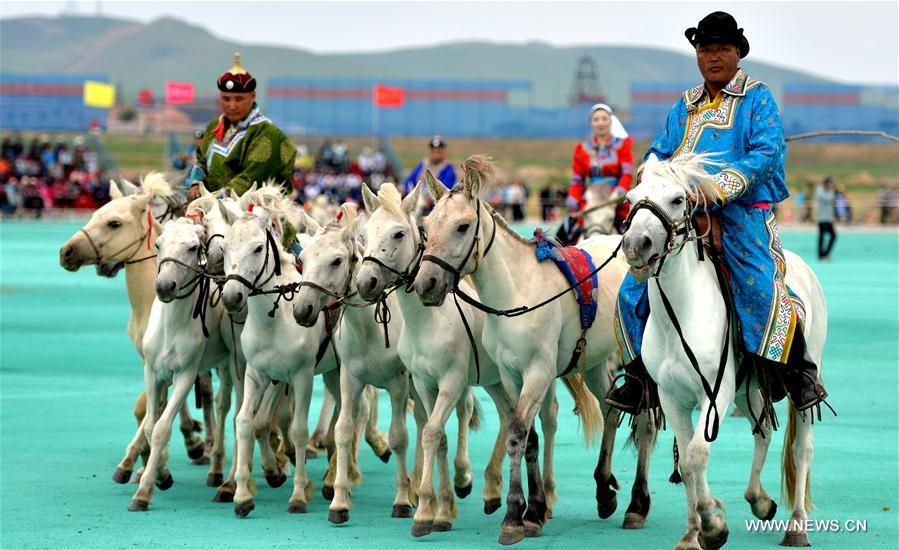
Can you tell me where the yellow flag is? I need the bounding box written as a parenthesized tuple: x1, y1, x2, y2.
(83, 81, 115, 108)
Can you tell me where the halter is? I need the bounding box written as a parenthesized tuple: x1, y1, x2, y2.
(361, 225, 428, 293)
(421, 198, 497, 284)
(622, 196, 695, 277)
(79, 209, 157, 266)
(155, 236, 217, 338)
(294, 245, 360, 306)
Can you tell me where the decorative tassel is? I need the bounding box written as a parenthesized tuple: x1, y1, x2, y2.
(533, 228, 555, 262)
(669, 440, 683, 484)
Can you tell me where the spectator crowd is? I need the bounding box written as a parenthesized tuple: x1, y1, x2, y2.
(1, 133, 110, 218)
(290, 139, 399, 206)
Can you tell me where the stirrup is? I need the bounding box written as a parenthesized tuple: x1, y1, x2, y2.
(792, 370, 832, 413)
(605, 372, 645, 415)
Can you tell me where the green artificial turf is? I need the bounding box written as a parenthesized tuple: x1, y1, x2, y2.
(1, 222, 896, 549)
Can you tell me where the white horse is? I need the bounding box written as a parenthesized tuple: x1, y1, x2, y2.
(291, 203, 420, 524)
(414, 156, 615, 545)
(127, 217, 229, 511)
(59, 175, 208, 482)
(357, 181, 520, 536)
(581, 184, 618, 240)
(621, 153, 825, 549)
(220, 199, 345, 517)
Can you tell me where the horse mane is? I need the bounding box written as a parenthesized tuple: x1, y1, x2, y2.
(186, 193, 218, 217)
(245, 180, 290, 215)
(140, 172, 174, 197)
(484, 203, 535, 248)
(375, 183, 407, 223)
(642, 153, 722, 202)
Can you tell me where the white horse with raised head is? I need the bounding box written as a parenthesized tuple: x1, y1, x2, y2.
(59, 175, 208, 481)
(414, 156, 617, 545)
(357, 180, 523, 536)
(291, 202, 421, 524)
(621, 153, 825, 549)
(127, 216, 228, 511)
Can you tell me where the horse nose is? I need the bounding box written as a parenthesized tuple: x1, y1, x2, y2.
(425, 277, 436, 292)
(367, 276, 378, 291)
(63, 246, 74, 258)
(623, 232, 653, 260)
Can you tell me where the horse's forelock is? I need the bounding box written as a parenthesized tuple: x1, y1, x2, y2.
(375, 183, 407, 224)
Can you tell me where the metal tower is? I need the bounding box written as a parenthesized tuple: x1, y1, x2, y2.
(570, 55, 606, 106)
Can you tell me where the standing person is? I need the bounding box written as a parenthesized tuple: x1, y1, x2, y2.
(560, 103, 633, 243)
(608, 11, 828, 415)
(187, 53, 296, 200)
(403, 135, 456, 194)
(815, 176, 837, 260)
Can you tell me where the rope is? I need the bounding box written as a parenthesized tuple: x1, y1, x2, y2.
(785, 130, 899, 143)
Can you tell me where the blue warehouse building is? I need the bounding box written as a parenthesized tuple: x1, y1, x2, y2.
(0, 74, 110, 132)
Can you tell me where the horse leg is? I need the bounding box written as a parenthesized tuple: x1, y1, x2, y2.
(523, 382, 556, 537)
(233, 369, 269, 518)
(659, 394, 702, 550)
(386, 372, 414, 518)
(207, 365, 232, 488)
(257, 384, 288, 488)
(321, 368, 342, 499)
(328, 368, 365, 523)
(129, 370, 195, 511)
(481, 382, 513, 515)
(409, 382, 427, 506)
(114, 413, 147, 484)
(213, 358, 243, 503)
(733, 389, 776, 520)
(585, 361, 620, 519)
(452, 388, 474, 499)
(198, 371, 216, 463)
(132, 391, 150, 483)
(781, 404, 815, 547)
(499, 371, 551, 545)
(623, 411, 656, 529)
(178, 397, 204, 462)
(364, 386, 391, 463)
(286, 369, 315, 513)
(308, 386, 335, 455)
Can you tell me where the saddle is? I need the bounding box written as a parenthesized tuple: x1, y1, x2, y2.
(692, 211, 724, 257)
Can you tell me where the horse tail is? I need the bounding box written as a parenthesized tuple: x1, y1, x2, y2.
(469, 390, 483, 432)
(781, 402, 813, 511)
(562, 373, 602, 446)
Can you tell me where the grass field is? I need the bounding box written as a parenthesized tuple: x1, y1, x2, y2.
(0, 222, 897, 549)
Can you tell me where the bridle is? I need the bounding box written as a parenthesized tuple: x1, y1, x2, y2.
(79, 209, 157, 266)
(622, 196, 697, 277)
(155, 230, 216, 338)
(420, 197, 497, 284)
(361, 224, 428, 293)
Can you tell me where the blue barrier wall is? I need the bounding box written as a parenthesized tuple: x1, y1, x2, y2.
(0, 74, 110, 131)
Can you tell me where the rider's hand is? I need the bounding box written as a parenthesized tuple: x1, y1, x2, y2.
(187, 184, 201, 201)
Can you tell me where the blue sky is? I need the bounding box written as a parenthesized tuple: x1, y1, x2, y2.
(3, 0, 897, 85)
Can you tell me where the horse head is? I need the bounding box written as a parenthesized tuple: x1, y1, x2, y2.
(154, 218, 206, 303)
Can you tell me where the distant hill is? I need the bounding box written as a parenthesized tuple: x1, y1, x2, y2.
(1, 15, 836, 108)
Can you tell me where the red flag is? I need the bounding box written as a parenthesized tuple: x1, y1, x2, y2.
(165, 81, 196, 105)
(373, 84, 404, 108)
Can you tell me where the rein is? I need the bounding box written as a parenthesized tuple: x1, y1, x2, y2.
(79, 209, 157, 266)
(156, 244, 218, 338)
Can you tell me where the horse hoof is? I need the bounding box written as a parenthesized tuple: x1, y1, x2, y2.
(187, 444, 205, 460)
(484, 498, 502, 515)
(287, 501, 308, 514)
(432, 521, 452, 532)
(498, 524, 525, 545)
(234, 500, 255, 518)
(127, 498, 149, 512)
(322, 485, 334, 501)
(411, 521, 433, 537)
(265, 472, 287, 488)
(454, 482, 473, 499)
(213, 487, 235, 503)
(622, 512, 646, 530)
(189, 455, 211, 466)
(699, 524, 729, 550)
(522, 520, 542, 538)
(597, 494, 618, 519)
(752, 500, 777, 521)
(206, 473, 224, 487)
(377, 449, 392, 464)
(112, 468, 132, 484)
(392, 504, 413, 518)
(155, 473, 174, 491)
(780, 531, 810, 547)
(305, 448, 317, 460)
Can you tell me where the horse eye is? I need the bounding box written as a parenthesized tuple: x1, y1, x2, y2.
(107, 220, 122, 229)
(457, 224, 470, 233)
(331, 257, 343, 267)
(672, 196, 685, 206)
(393, 231, 405, 240)
(254, 245, 264, 254)
(189, 245, 199, 252)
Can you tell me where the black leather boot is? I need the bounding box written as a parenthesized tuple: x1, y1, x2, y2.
(605, 359, 648, 415)
(777, 331, 828, 411)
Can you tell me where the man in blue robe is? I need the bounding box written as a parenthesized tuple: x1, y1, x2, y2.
(607, 12, 828, 414)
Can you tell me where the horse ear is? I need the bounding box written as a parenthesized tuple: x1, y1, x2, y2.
(402, 180, 422, 215)
(228, 188, 239, 201)
(340, 203, 358, 234)
(463, 165, 481, 200)
(298, 210, 321, 237)
(238, 185, 256, 212)
(109, 179, 124, 200)
(361, 183, 380, 213)
(423, 169, 445, 202)
(198, 182, 211, 197)
(217, 199, 237, 226)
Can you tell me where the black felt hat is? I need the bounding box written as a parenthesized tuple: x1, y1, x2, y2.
(685, 11, 750, 59)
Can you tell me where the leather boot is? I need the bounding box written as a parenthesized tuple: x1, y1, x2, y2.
(777, 331, 828, 411)
(606, 359, 648, 415)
